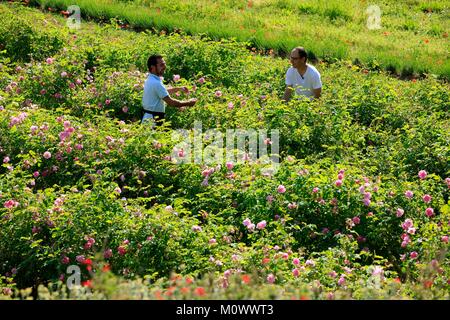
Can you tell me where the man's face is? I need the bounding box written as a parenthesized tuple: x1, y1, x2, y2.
(152, 58, 166, 76)
(289, 49, 305, 68)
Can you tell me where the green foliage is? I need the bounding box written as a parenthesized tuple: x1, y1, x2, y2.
(0, 3, 449, 300)
(0, 5, 64, 62)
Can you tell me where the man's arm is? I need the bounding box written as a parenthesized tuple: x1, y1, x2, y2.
(167, 86, 189, 95)
(312, 87, 321, 99)
(282, 86, 293, 102)
(163, 96, 196, 108)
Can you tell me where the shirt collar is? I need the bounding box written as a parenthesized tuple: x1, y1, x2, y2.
(294, 65, 308, 78)
(150, 73, 163, 81)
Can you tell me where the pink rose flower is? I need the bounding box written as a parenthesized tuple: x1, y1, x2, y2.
(305, 259, 315, 267)
(61, 256, 70, 264)
(256, 220, 267, 230)
(425, 207, 434, 217)
(418, 170, 427, 179)
(422, 194, 432, 203)
(288, 202, 297, 210)
(4, 200, 19, 209)
(402, 219, 413, 230)
(103, 249, 113, 259)
(118, 246, 127, 256)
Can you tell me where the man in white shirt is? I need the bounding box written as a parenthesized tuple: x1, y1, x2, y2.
(142, 54, 197, 125)
(282, 47, 322, 102)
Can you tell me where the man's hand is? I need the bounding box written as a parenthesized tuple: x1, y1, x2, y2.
(185, 98, 197, 107)
(180, 98, 197, 111)
(283, 86, 293, 102)
(313, 88, 321, 99)
(180, 86, 190, 94)
(163, 96, 197, 108)
(167, 86, 189, 95)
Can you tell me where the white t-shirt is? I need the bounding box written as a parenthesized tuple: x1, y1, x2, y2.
(285, 64, 322, 99)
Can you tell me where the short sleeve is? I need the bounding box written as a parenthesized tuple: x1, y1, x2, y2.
(155, 81, 169, 99)
(312, 72, 322, 90)
(285, 68, 293, 86)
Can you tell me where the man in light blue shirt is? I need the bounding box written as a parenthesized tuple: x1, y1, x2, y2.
(142, 54, 197, 125)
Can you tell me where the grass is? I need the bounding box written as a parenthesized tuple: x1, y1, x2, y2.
(25, 0, 450, 80)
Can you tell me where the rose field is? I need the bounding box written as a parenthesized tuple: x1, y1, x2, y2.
(0, 2, 449, 300)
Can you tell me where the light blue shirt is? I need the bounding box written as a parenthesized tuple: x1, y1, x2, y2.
(142, 74, 169, 113)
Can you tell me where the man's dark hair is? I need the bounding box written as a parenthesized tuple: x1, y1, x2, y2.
(147, 54, 163, 71)
(295, 47, 308, 62)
